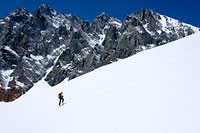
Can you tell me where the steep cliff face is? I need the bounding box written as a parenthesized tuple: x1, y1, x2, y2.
(0, 5, 199, 102)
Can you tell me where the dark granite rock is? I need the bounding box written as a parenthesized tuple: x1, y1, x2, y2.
(0, 5, 198, 102)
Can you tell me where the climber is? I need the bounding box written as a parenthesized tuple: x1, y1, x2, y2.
(58, 92, 64, 106)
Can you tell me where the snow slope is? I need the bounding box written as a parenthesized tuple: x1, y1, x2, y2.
(1, 32, 200, 133)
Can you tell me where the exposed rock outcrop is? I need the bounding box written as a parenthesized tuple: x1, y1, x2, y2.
(0, 5, 199, 102)
(0, 87, 25, 102)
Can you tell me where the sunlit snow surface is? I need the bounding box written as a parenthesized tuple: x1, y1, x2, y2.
(1, 32, 200, 133)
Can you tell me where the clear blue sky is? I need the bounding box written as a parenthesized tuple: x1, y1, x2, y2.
(0, 0, 199, 27)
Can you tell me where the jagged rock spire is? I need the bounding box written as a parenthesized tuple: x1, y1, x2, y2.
(0, 5, 199, 102)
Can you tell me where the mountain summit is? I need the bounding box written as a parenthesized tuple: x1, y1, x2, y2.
(0, 5, 199, 102)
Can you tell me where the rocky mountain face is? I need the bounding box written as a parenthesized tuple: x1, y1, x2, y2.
(0, 5, 199, 102)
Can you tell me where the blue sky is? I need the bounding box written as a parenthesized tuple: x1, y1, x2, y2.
(0, 0, 199, 27)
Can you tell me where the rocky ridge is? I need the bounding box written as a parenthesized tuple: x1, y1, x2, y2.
(0, 5, 199, 102)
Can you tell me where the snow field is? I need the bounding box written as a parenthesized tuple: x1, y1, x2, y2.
(0, 32, 200, 133)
